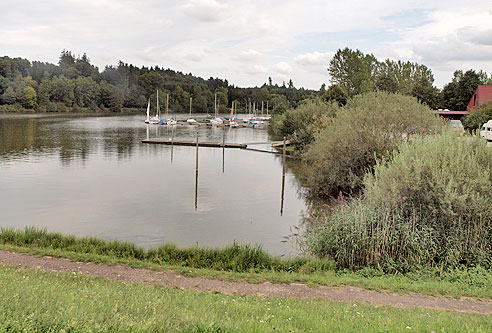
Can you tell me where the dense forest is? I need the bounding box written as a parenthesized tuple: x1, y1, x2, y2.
(0, 50, 316, 113)
(0, 49, 490, 113)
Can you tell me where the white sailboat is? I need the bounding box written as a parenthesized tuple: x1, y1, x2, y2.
(210, 92, 223, 126)
(229, 101, 238, 128)
(145, 91, 161, 124)
(187, 96, 197, 124)
(165, 93, 177, 125)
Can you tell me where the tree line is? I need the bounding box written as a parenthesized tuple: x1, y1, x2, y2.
(0, 50, 316, 113)
(324, 47, 492, 110)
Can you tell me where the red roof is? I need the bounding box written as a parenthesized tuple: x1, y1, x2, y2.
(467, 85, 492, 111)
(432, 110, 469, 115)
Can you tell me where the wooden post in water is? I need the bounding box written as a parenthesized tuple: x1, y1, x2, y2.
(222, 123, 226, 173)
(280, 136, 286, 216)
(170, 124, 175, 163)
(195, 131, 199, 210)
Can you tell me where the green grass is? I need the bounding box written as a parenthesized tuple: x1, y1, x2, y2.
(0, 265, 490, 332)
(0, 226, 334, 274)
(1, 237, 492, 300)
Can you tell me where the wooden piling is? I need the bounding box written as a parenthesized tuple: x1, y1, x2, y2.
(222, 124, 225, 173)
(281, 136, 286, 216)
(195, 131, 199, 210)
(170, 125, 175, 163)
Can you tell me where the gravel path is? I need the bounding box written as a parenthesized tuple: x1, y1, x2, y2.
(1, 250, 491, 315)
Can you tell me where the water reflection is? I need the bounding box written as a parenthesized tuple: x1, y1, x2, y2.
(0, 114, 307, 255)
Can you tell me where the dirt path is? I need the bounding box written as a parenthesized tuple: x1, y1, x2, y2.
(1, 250, 491, 315)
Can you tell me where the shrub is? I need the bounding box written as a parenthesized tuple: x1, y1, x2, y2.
(463, 100, 492, 130)
(269, 101, 338, 152)
(302, 91, 443, 198)
(301, 131, 492, 272)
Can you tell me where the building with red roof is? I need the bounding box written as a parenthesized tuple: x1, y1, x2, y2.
(467, 85, 492, 111)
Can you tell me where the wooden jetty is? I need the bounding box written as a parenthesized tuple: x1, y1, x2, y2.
(142, 139, 247, 149)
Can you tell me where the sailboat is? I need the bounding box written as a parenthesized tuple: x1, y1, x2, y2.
(164, 93, 177, 125)
(229, 101, 238, 128)
(210, 93, 223, 126)
(145, 90, 162, 124)
(187, 97, 197, 124)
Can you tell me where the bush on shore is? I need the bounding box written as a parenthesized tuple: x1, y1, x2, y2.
(302, 91, 443, 198)
(463, 100, 492, 130)
(269, 100, 339, 152)
(300, 131, 492, 272)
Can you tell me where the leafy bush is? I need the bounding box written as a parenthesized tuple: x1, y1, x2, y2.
(302, 91, 443, 197)
(269, 100, 338, 152)
(463, 100, 492, 130)
(301, 131, 492, 272)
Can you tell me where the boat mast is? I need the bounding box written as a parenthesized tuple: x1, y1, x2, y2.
(189, 97, 192, 117)
(156, 90, 160, 119)
(146, 98, 150, 121)
(214, 93, 217, 118)
(166, 94, 169, 120)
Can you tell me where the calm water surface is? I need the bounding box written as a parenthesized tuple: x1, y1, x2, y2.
(0, 114, 306, 255)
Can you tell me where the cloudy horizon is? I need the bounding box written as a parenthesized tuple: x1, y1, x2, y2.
(1, 0, 492, 90)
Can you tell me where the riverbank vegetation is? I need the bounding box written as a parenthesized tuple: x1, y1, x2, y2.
(269, 89, 491, 277)
(2, 266, 490, 332)
(300, 130, 492, 273)
(0, 226, 333, 274)
(303, 92, 443, 197)
(1, 227, 492, 299)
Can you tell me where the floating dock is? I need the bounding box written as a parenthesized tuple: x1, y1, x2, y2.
(142, 139, 247, 149)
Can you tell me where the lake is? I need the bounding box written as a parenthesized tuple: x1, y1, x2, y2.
(0, 113, 307, 255)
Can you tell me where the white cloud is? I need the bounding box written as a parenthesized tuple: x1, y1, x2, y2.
(1, 0, 492, 89)
(181, 0, 229, 22)
(233, 49, 264, 62)
(376, 7, 492, 86)
(457, 27, 492, 46)
(247, 65, 269, 74)
(295, 51, 334, 66)
(274, 62, 293, 74)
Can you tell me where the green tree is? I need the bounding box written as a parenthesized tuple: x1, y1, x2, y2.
(441, 70, 485, 110)
(21, 86, 37, 109)
(139, 72, 163, 97)
(463, 100, 492, 130)
(74, 76, 100, 108)
(270, 94, 289, 114)
(410, 77, 440, 108)
(375, 72, 398, 93)
(324, 84, 348, 106)
(328, 48, 379, 97)
(1, 86, 16, 104)
(99, 82, 124, 112)
(50, 75, 75, 106)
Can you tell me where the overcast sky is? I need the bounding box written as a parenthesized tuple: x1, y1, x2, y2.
(1, 0, 491, 89)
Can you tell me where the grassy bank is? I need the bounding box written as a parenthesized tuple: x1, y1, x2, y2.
(1, 227, 492, 299)
(0, 265, 490, 332)
(0, 227, 333, 274)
